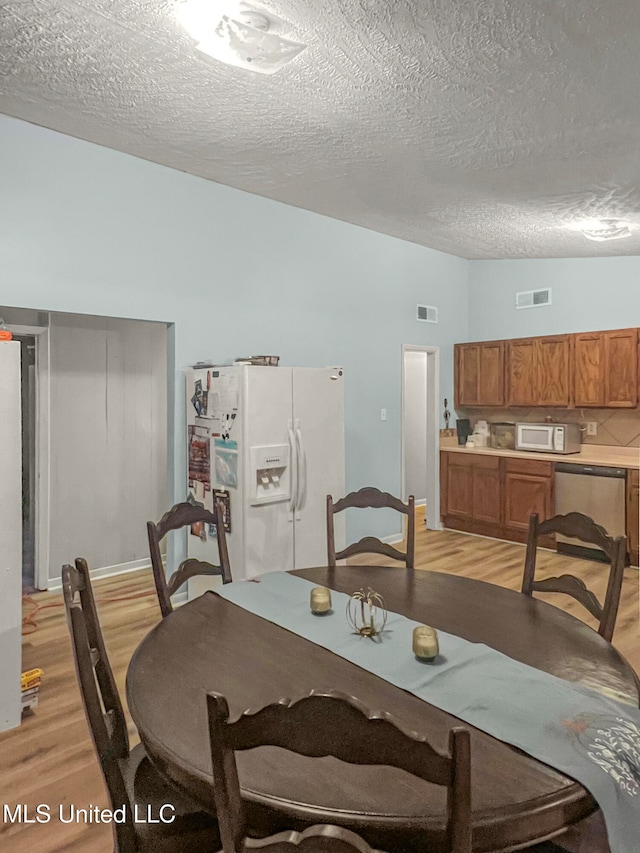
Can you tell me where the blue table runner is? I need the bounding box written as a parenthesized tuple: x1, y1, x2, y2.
(217, 572, 640, 853)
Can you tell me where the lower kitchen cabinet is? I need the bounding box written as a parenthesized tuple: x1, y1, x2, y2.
(627, 469, 639, 567)
(441, 452, 639, 560)
(503, 458, 554, 544)
(440, 453, 501, 536)
(440, 452, 553, 544)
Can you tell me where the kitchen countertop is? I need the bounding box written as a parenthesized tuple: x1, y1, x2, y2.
(440, 437, 640, 469)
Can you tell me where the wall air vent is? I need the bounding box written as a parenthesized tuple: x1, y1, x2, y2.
(417, 304, 438, 323)
(515, 288, 552, 309)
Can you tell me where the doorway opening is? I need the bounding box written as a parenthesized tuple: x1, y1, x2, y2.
(401, 345, 441, 531)
(2, 306, 171, 592)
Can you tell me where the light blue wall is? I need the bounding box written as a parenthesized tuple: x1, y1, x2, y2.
(0, 115, 468, 542)
(467, 257, 640, 340)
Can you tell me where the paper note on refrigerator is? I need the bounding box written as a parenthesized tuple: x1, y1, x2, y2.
(209, 374, 238, 417)
(188, 425, 211, 490)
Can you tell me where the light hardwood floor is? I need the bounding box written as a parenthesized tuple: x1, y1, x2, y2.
(1, 528, 638, 853)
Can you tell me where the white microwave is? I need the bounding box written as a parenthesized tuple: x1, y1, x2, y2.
(515, 423, 581, 454)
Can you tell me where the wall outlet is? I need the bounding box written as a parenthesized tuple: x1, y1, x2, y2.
(586, 422, 598, 436)
(380, 408, 387, 421)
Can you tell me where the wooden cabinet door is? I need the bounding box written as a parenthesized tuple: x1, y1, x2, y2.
(573, 328, 637, 407)
(478, 342, 504, 406)
(507, 335, 570, 407)
(604, 329, 638, 407)
(507, 339, 537, 406)
(574, 333, 603, 406)
(472, 457, 501, 524)
(446, 455, 474, 520)
(455, 342, 504, 407)
(627, 469, 639, 567)
(503, 458, 554, 537)
(456, 344, 480, 407)
(537, 336, 570, 406)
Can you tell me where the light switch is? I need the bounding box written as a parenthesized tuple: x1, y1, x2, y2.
(380, 408, 387, 421)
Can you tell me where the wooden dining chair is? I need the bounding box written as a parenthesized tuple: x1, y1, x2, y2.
(522, 512, 627, 642)
(62, 557, 221, 853)
(327, 487, 415, 568)
(207, 689, 471, 853)
(147, 499, 231, 618)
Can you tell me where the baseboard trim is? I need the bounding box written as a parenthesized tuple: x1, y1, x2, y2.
(48, 558, 151, 592)
(440, 526, 523, 546)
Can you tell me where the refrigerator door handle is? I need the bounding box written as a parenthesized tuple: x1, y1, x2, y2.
(287, 422, 298, 518)
(295, 423, 307, 514)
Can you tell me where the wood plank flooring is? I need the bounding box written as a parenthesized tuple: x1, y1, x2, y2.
(0, 528, 637, 853)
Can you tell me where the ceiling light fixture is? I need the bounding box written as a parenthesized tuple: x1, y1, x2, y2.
(580, 219, 632, 242)
(566, 218, 633, 242)
(176, 1, 306, 74)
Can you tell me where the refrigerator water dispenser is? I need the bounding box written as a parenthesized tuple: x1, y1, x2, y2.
(249, 444, 290, 505)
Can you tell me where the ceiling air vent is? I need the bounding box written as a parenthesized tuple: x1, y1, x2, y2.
(417, 304, 438, 323)
(515, 288, 552, 309)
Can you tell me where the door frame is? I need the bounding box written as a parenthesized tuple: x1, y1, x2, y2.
(401, 344, 441, 531)
(11, 324, 50, 590)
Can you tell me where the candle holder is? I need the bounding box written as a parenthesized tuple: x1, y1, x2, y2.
(413, 625, 439, 660)
(310, 586, 332, 614)
(346, 588, 387, 639)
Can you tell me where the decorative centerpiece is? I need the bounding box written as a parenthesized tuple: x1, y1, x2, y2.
(346, 588, 387, 639)
(413, 625, 439, 660)
(310, 586, 332, 614)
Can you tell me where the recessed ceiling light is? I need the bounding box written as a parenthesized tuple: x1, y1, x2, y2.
(176, 1, 306, 74)
(565, 218, 633, 242)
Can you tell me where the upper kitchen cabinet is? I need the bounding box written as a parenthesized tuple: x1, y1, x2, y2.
(506, 335, 571, 407)
(454, 342, 504, 407)
(574, 329, 638, 407)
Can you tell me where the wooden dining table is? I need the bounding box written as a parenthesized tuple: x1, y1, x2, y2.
(126, 566, 639, 852)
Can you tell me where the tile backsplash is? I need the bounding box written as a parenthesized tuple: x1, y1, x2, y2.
(457, 408, 640, 448)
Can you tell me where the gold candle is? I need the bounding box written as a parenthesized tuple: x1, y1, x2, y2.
(413, 625, 439, 660)
(310, 586, 332, 614)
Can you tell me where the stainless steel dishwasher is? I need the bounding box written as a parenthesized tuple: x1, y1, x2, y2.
(555, 462, 626, 561)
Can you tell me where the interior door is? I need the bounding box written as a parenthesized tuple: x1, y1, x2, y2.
(0, 341, 23, 731)
(292, 367, 345, 570)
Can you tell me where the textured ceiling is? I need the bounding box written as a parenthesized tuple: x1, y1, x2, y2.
(1, 0, 640, 259)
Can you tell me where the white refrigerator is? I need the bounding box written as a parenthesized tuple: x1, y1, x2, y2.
(185, 365, 345, 592)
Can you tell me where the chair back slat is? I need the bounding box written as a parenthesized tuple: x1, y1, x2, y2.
(522, 512, 626, 642)
(336, 537, 410, 566)
(244, 825, 387, 852)
(327, 488, 415, 569)
(207, 690, 471, 853)
(62, 559, 137, 851)
(148, 499, 231, 618)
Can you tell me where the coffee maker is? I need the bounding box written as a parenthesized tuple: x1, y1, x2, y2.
(456, 418, 472, 446)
